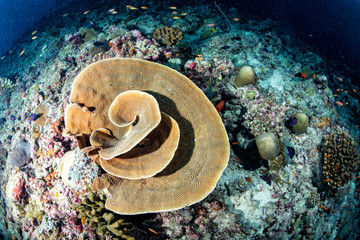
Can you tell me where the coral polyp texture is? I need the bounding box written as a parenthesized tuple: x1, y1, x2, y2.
(153, 26, 183, 46)
(322, 131, 360, 190)
(64, 58, 229, 215)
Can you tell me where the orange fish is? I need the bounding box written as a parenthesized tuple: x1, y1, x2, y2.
(329, 133, 334, 137)
(337, 77, 343, 81)
(197, 54, 203, 57)
(343, 205, 349, 208)
(233, 18, 239, 21)
(235, 156, 241, 162)
(232, 142, 239, 145)
(295, 72, 308, 79)
(220, 65, 226, 70)
(215, 100, 225, 112)
(318, 205, 328, 211)
(169, 6, 177, 9)
(20, 49, 25, 56)
(335, 101, 343, 106)
(83, 10, 90, 14)
(353, 89, 357, 93)
(180, 13, 187, 16)
(141, 6, 148, 9)
(324, 154, 332, 158)
(81, 217, 86, 225)
(323, 179, 331, 182)
(292, 171, 297, 176)
(313, 73, 316, 79)
(207, 23, 215, 27)
(149, 228, 159, 234)
(173, 16, 181, 19)
(48, 148, 54, 156)
(315, 147, 319, 152)
(22, 93, 26, 99)
(245, 177, 253, 183)
(31, 36, 38, 40)
(195, 57, 203, 61)
(261, 66, 265, 75)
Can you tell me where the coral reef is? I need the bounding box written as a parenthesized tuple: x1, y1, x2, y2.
(322, 131, 359, 190)
(153, 26, 183, 46)
(72, 192, 134, 240)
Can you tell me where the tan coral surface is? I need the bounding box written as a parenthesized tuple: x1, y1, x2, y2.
(64, 58, 229, 214)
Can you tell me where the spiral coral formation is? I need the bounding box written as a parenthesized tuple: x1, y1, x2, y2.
(64, 58, 229, 214)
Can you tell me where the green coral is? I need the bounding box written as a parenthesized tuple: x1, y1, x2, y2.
(245, 90, 256, 100)
(72, 192, 134, 240)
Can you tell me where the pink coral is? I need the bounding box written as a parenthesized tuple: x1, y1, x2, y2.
(12, 175, 25, 201)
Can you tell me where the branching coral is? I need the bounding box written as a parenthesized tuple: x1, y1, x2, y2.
(322, 131, 360, 190)
(72, 192, 134, 240)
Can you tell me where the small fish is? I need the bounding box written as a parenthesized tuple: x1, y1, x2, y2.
(329, 133, 334, 137)
(334, 94, 337, 96)
(245, 177, 253, 183)
(221, 45, 230, 50)
(180, 13, 187, 16)
(197, 68, 203, 71)
(286, 146, 295, 159)
(195, 57, 203, 61)
(212, 27, 216, 32)
(141, 6, 148, 9)
(41, 45, 47, 51)
(295, 72, 308, 79)
(260, 175, 271, 185)
(28, 113, 38, 122)
(207, 23, 215, 27)
(169, 6, 177, 9)
(343, 205, 349, 208)
(172, 11, 177, 14)
(62, 13, 69, 17)
(215, 100, 225, 112)
(261, 66, 265, 75)
(126, 5, 138, 10)
(197, 54, 203, 57)
(232, 142, 239, 145)
(36, 149, 42, 157)
(93, 41, 105, 47)
(233, 18, 239, 21)
(81, 217, 86, 225)
(353, 89, 357, 93)
(324, 154, 332, 158)
(337, 77, 343, 82)
(110, 11, 118, 14)
(20, 49, 25, 56)
(83, 10, 90, 14)
(313, 73, 316, 79)
(318, 205, 328, 211)
(48, 148, 54, 156)
(55, 191, 59, 198)
(31, 30, 38, 35)
(31, 36, 38, 40)
(235, 156, 241, 162)
(12, 235, 15, 240)
(219, 65, 226, 70)
(173, 16, 181, 19)
(315, 147, 319, 152)
(1, 56, 5, 60)
(108, 8, 115, 13)
(149, 228, 159, 234)
(323, 179, 331, 182)
(22, 93, 26, 99)
(335, 101, 343, 106)
(292, 171, 297, 176)
(10, 115, 16, 121)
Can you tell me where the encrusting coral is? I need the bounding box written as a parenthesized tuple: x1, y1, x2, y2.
(72, 192, 134, 240)
(255, 132, 280, 161)
(153, 26, 183, 46)
(322, 131, 359, 190)
(64, 58, 229, 215)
